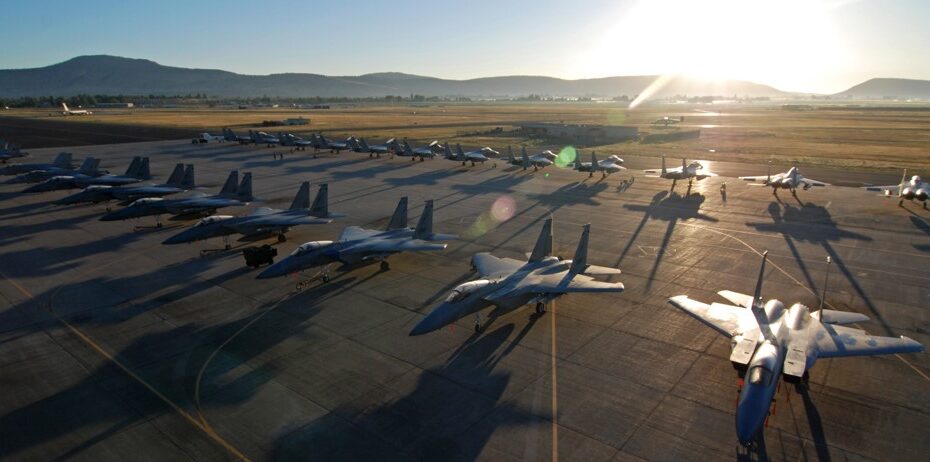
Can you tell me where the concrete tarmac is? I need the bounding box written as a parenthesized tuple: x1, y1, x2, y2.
(0, 140, 928, 461)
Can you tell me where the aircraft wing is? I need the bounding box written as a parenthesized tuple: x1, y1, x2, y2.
(815, 323, 924, 358)
(817, 309, 869, 325)
(471, 252, 525, 277)
(343, 238, 446, 254)
(801, 178, 830, 187)
(739, 175, 769, 182)
(718, 290, 754, 309)
(339, 226, 379, 242)
(237, 214, 332, 229)
(861, 184, 900, 194)
(562, 279, 625, 293)
(668, 295, 757, 338)
(248, 207, 279, 216)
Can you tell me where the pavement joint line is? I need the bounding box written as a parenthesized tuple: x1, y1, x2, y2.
(0, 269, 252, 462)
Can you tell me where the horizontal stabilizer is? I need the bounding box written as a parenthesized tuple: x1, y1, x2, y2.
(816, 309, 870, 325)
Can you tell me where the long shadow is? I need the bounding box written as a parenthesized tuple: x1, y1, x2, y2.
(450, 173, 532, 196)
(623, 191, 717, 291)
(284, 156, 371, 174)
(797, 384, 831, 462)
(384, 168, 460, 187)
(0, 231, 145, 278)
(526, 181, 607, 208)
(616, 191, 668, 266)
(270, 323, 541, 461)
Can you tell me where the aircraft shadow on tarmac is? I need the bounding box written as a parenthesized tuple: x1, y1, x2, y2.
(526, 180, 607, 208)
(284, 156, 371, 174)
(384, 168, 460, 187)
(0, 275, 370, 460)
(271, 323, 540, 461)
(745, 201, 899, 337)
(450, 173, 533, 196)
(618, 191, 717, 291)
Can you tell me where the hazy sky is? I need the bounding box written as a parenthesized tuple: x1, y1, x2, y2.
(2, 0, 929, 93)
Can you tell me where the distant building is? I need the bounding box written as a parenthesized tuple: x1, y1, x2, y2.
(94, 102, 134, 108)
(520, 123, 638, 144)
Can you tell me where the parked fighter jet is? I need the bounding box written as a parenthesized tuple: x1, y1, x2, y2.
(740, 165, 829, 196)
(400, 139, 440, 161)
(0, 152, 74, 176)
(196, 132, 225, 143)
(249, 130, 280, 146)
(24, 157, 150, 193)
(257, 197, 455, 280)
(7, 157, 105, 184)
(223, 128, 251, 144)
(356, 138, 400, 158)
(312, 134, 351, 153)
(278, 133, 314, 150)
(506, 146, 557, 171)
(447, 144, 497, 166)
(862, 169, 930, 208)
(644, 156, 716, 189)
(573, 151, 625, 178)
(99, 170, 252, 226)
(55, 164, 194, 206)
(668, 252, 923, 445)
(0, 142, 28, 163)
(410, 218, 624, 335)
(162, 182, 342, 246)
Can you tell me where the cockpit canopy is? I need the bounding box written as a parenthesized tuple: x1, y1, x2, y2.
(747, 365, 773, 386)
(912, 175, 923, 184)
(291, 240, 334, 256)
(445, 279, 492, 303)
(131, 197, 163, 206)
(195, 215, 233, 226)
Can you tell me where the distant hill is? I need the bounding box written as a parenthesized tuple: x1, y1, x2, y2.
(835, 78, 930, 99)
(0, 55, 790, 98)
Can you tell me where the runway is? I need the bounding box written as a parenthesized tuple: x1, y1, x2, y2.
(0, 139, 927, 461)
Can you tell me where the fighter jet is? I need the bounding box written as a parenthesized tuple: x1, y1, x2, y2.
(356, 138, 400, 158)
(162, 182, 342, 246)
(644, 156, 716, 189)
(7, 156, 105, 184)
(24, 157, 150, 193)
(667, 252, 923, 445)
(257, 197, 456, 280)
(278, 133, 314, 150)
(400, 139, 441, 161)
(195, 132, 224, 143)
(54, 164, 194, 206)
(410, 218, 625, 335)
(223, 128, 251, 144)
(447, 144, 497, 166)
(0, 152, 74, 176)
(740, 165, 829, 196)
(506, 146, 558, 171)
(312, 134, 351, 153)
(249, 130, 280, 147)
(99, 170, 252, 226)
(0, 141, 28, 163)
(573, 151, 625, 178)
(862, 168, 930, 208)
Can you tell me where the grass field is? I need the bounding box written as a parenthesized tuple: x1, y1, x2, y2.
(4, 102, 930, 171)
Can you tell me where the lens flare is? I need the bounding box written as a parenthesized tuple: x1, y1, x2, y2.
(490, 195, 516, 222)
(555, 146, 577, 168)
(464, 195, 517, 239)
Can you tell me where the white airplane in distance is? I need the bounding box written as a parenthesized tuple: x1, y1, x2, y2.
(644, 156, 716, 189)
(740, 165, 830, 196)
(862, 168, 930, 208)
(61, 102, 92, 116)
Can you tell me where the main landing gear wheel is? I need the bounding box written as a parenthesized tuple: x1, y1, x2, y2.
(277, 234, 287, 243)
(321, 274, 330, 283)
(535, 302, 545, 314)
(380, 261, 390, 271)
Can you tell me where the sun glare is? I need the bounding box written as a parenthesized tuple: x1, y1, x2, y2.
(570, 0, 855, 93)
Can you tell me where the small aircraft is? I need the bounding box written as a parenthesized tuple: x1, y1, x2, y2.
(0, 152, 74, 176)
(644, 156, 716, 189)
(55, 164, 194, 207)
(0, 141, 29, 163)
(60, 102, 91, 116)
(651, 115, 683, 128)
(310, 134, 352, 153)
(410, 218, 624, 335)
(447, 144, 497, 166)
(6, 156, 105, 184)
(506, 146, 557, 171)
(740, 165, 829, 196)
(163, 182, 342, 247)
(573, 151, 625, 178)
(24, 157, 150, 193)
(249, 130, 280, 147)
(223, 128, 251, 144)
(278, 133, 315, 150)
(99, 170, 252, 227)
(195, 132, 225, 143)
(257, 197, 456, 280)
(356, 138, 400, 158)
(668, 252, 923, 445)
(862, 169, 930, 208)
(400, 139, 441, 161)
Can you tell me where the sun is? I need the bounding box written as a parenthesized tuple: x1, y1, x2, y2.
(568, 0, 854, 93)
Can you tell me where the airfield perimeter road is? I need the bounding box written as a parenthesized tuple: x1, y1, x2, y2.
(0, 140, 928, 461)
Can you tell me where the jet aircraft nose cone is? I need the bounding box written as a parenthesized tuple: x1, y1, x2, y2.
(735, 393, 768, 445)
(162, 232, 193, 245)
(256, 260, 289, 279)
(409, 302, 457, 336)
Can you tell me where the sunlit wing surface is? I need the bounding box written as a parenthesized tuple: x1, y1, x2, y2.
(718, 290, 755, 309)
(339, 226, 378, 242)
(668, 295, 757, 338)
(471, 252, 525, 277)
(801, 178, 830, 187)
(815, 323, 924, 358)
(817, 309, 869, 325)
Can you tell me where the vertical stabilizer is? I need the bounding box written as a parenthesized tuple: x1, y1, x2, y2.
(591, 151, 599, 170)
(528, 217, 553, 262)
(78, 157, 97, 174)
(359, 138, 371, 152)
(290, 181, 311, 210)
(237, 172, 253, 201)
(53, 152, 72, 168)
(387, 197, 408, 230)
(521, 146, 530, 169)
(507, 146, 515, 163)
(414, 200, 434, 239)
(219, 170, 239, 196)
(661, 155, 667, 175)
(569, 224, 591, 274)
(136, 157, 151, 179)
(165, 163, 185, 186)
(310, 183, 330, 217)
(124, 157, 141, 176)
(181, 164, 195, 189)
(752, 251, 769, 309)
(900, 168, 908, 196)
